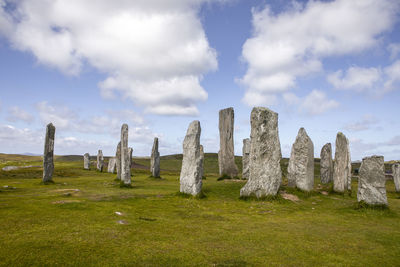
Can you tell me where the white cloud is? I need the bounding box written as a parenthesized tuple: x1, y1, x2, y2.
(0, 0, 220, 116)
(239, 0, 399, 105)
(344, 114, 380, 132)
(6, 106, 34, 123)
(327, 67, 381, 91)
(283, 90, 339, 115)
(327, 60, 400, 95)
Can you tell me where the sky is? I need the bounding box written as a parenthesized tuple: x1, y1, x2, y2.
(0, 0, 399, 160)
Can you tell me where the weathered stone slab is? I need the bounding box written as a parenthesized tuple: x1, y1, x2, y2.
(107, 157, 116, 173)
(115, 142, 121, 180)
(242, 138, 250, 180)
(200, 145, 204, 179)
(150, 137, 160, 178)
(392, 163, 400, 192)
(240, 107, 282, 198)
(320, 143, 333, 184)
(180, 120, 202, 196)
(333, 132, 351, 193)
(218, 107, 238, 178)
(97, 150, 104, 172)
(357, 155, 388, 206)
(83, 153, 90, 170)
(43, 123, 55, 182)
(287, 128, 314, 191)
(120, 124, 131, 185)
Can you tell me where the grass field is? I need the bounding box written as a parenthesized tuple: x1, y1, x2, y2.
(0, 153, 399, 266)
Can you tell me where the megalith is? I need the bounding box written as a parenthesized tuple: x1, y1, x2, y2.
(83, 153, 90, 170)
(333, 132, 351, 193)
(240, 107, 282, 198)
(242, 138, 250, 180)
(287, 128, 314, 191)
(180, 120, 202, 196)
(218, 107, 238, 178)
(392, 163, 400, 192)
(43, 123, 55, 183)
(150, 137, 160, 178)
(357, 155, 388, 206)
(97, 150, 104, 171)
(120, 124, 131, 185)
(107, 157, 116, 173)
(115, 142, 121, 180)
(320, 143, 333, 184)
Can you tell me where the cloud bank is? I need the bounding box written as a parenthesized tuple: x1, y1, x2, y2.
(0, 0, 219, 115)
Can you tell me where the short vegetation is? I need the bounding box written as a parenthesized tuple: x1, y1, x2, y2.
(0, 153, 399, 266)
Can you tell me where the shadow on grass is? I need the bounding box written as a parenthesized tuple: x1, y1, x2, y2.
(283, 186, 319, 199)
(239, 193, 287, 203)
(175, 191, 206, 199)
(40, 180, 55, 185)
(355, 201, 389, 210)
(217, 174, 241, 181)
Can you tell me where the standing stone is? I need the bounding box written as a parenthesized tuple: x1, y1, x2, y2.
(128, 147, 133, 171)
(240, 107, 282, 198)
(218, 107, 239, 178)
(120, 124, 131, 185)
(287, 128, 314, 191)
(97, 150, 104, 172)
(242, 138, 250, 180)
(180, 120, 202, 196)
(43, 123, 55, 183)
(199, 145, 205, 179)
(333, 132, 351, 193)
(83, 153, 90, 170)
(115, 142, 121, 180)
(150, 137, 160, 177)
(320, 143, 333, 184)
(107, 157, 117, 173)
(357, 155, 388, 206)
(392, 163, 400, 192)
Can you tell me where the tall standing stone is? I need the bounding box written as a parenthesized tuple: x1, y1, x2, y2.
(320, 143, 333, 184)
(218, 107, 239, 178)
(115, 142, 121, 180)
(107, 157, 117, 173)
(43, 123, 55, 183)
(150, 137, 160, 178)
(180, 120, 202, 196)
(287, 128, 314, 191)
(240, 107, 282, 198)
(199, 145, 204, 179)
(392, 163, 400, 192)
(242, 138, 250, 180)
(357, 155, 388, 206)
(83, 153, 90, 170)
(333, 132, 351, 193)
(120, 124, 131, 185)
(97, 150, 104, 171)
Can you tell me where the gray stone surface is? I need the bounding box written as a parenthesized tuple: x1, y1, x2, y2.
(333, 132, 351, 193)
(357, 155, 388, 205)
(392, 163, 400, 192)
(43, 123, 55, 182)
(287, 128, 314, 191)
(97, 150, 104, 172)
(218, 107, 238, 178)
(200, 145, 204, 179)
(240, 107, 282, 198)
(180, 120, 202, 196)
(120, 124, 131, 185)
(115, 142, 121, 180)
(107, 157, 116, 173)
(83, 153, 90, 170)
(242, 138, 250, 180)
(128, 147, 133, 170)
(320, 143, 333, 184)
(150, 137, 160, 177)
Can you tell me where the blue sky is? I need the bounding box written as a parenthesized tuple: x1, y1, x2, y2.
(0, 0, 399, 160)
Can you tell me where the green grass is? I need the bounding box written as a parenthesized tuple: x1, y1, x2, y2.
(0, 154, 399, 266)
